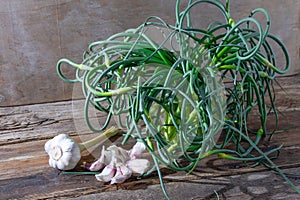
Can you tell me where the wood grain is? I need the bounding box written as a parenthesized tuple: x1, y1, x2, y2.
(1, 96, 300, 199)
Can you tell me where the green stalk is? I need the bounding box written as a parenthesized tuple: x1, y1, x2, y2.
(78, 126, 121, 151)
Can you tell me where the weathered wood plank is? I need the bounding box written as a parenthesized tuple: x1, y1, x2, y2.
(0, 138, 300, 199)
(1, 74, 299, 145)
(0, 100, 115, 145)
(1, 129, 300, 181)
(1, 102, 300, 199)
(274, 75, 300, 111)
(0, 75, 299, 199)
(0, 101, 76, 145)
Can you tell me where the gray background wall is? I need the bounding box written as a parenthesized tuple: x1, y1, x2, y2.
(0, 0, 299, 106)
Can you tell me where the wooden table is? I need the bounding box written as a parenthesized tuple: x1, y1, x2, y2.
(1, 76, 300, 199)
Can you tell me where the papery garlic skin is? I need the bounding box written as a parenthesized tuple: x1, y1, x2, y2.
(88, 146, 112, 171)
(45, 134, 81, 170)
(108, 145, 130, 164)
(110, 164, 132, 184)
(87, 160, 103, 172)
(93, 142, 150, 184)
(95, 164, 116, 182)
(126, 159, 150, 175)
(129, 142, 146, 159)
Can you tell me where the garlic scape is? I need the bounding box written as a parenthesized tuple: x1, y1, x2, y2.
(44, 126, 120, 170)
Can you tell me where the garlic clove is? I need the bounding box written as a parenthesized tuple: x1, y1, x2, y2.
(126, 159, 150, 175)
(129, 142, 146, 159)
(95, 165, 116, 182)
(110, 165, 132, 184)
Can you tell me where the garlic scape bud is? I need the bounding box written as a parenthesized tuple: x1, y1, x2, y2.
(44, 127, 120, 171)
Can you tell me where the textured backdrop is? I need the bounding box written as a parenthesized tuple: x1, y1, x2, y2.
(0, 0, 299, 106)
